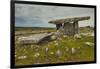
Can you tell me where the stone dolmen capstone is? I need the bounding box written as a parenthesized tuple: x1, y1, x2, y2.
(48, 16, 90, 36)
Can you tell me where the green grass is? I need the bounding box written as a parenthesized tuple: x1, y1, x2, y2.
(15, 27, 95, 66)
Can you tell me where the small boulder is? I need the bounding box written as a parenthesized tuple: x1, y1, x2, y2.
(90, 33, 94, 36)
(55, 42, 58, 46)
(45, 47, 49, 53)
(34, 63, 42, 65)
(74, 34, 82, 39)
(50, 52, 54, 55)
(34, 53, 40, 58)
(54, 41, 58, 45)
(71, 48, 76, 54)
(77, 47, 81, 49)
(85, 42, 94, 47)
(54, 41, 57, 43)
(31, 45, 34, 49)
(51, 35, 57, 40)
(15, 55, 17, 57)
(56, 50, 61, 57)
(58, 38, 62, 41)
(65, 47, 69, 52)
(63, 35, 67, 38)
(18, 55, 27, 59)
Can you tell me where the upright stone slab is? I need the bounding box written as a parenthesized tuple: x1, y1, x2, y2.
(73, 21, 79, 34)
(63, 22, 74, 36)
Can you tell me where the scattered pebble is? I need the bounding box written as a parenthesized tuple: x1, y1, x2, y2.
(56, 50, 61, 57)
(34, 53, 40, 57)
(50, 52, 54, 55)
(65, 47, 69, 52)
(31, 45, 34, 49)
(54, 41, 57, 43)
(71, 48, 76, 54)
(80, 33, 88, 36)
(58, 38, 62, 41)
(90, 33, 94, 36)
(77, 47, 81, 49)
(85, 42, 94, 47)
(80, 32, 94, 36)
(54, 41, 59, 45)
(45, 47, 49, 53)
(63, 35, 67, 38)
(15, 55, 17, 57)
(23, 48, 26, 52)
(18, 55, 27, 59)
(74, 34, 82, 39)
(55, 42, 58, 45)
(34, 63, 42, 65)
(51, 35, 57, 40)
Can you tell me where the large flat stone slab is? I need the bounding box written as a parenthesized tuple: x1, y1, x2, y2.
(18, 33, 53, 44)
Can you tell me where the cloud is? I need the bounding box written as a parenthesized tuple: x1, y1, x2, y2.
(15, 3, 94, 27)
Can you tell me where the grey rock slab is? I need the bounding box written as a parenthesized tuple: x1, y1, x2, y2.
(18, 33, 53, 44)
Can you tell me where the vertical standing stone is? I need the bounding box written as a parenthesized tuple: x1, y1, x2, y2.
(63, 23, 69, 35)
(73, 21, 79, 34)
(70, 23, 74, 36)
(63, 22, 74, 36)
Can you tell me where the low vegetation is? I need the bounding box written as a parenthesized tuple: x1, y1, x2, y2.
(15, 27, 94, 66)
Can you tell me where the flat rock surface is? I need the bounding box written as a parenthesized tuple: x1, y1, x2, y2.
(18, 33, 53, 44)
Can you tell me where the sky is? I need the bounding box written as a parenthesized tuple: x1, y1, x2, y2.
(15, 3, 95, 27)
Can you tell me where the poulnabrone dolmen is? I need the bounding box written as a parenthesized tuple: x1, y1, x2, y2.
(18, 16, 90, 44)
(48, 16, 90, 36)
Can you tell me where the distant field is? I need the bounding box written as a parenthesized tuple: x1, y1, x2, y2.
(15, 27, 56, 36)
(15, 27, 95, 66)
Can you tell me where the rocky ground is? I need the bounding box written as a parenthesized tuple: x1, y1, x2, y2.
(15, 27, 95, 66)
